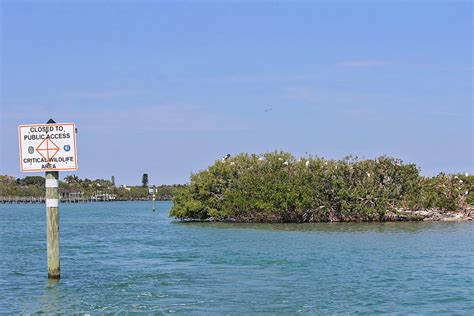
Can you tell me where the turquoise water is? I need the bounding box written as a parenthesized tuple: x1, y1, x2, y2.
(0, 201, 473, 314)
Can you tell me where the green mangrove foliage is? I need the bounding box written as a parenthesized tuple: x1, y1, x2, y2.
(170, 152, 473, 222)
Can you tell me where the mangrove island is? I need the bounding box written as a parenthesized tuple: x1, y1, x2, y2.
(170, 152, 474, 222)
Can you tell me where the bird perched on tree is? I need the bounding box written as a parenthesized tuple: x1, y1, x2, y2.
(283, 161, 289, 166)
(305, 160, 310, 167)
(222, 154, 231, 162)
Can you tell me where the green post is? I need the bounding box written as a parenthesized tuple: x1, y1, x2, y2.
(45, 171, 60, 279)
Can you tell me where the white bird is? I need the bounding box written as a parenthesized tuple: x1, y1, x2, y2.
(366, 172, 371, 178)
(278, 158, 283, 161)
(305, 160, 310, 167)
(221, 154, 231, 162)
(465, 173, 469, 177)
(283, 161, 289, 166)
(258, 157, 264, 161)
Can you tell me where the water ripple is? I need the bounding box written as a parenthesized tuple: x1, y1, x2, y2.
(1, 202, 473, 314)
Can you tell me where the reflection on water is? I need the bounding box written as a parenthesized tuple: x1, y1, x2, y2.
(39, 279, 61, 314)
(46, 278, 60, 288)
(176, 220, 467, 234)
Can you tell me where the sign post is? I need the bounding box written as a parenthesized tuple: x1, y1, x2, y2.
(149, 185, 156, 212)
(45, 170, 60, 278)
(18, 119, 78, 279)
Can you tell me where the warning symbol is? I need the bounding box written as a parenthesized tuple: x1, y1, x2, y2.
(36, 138, 60, 160)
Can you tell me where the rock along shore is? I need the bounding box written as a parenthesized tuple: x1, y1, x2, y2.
(383, 207, 474, 222)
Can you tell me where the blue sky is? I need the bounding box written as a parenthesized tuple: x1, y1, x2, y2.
(1, 1, 472, 185)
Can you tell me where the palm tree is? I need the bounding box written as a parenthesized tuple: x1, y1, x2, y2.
(64, 175, 80, 184)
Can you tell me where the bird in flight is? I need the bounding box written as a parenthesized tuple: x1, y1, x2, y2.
(264, 108, 273, 112)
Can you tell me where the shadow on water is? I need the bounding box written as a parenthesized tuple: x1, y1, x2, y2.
(172, 220, 471, 234)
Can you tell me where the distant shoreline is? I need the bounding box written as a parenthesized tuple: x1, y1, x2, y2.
(0, 196, 172, 204)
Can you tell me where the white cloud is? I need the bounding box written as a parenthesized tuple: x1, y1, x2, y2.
(61, 90, 137, 99)
(285, 87, 315, 100)
(336, 59, 392, 68)
(0, 102, 254, 133)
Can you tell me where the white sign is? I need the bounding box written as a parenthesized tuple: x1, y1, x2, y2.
(18, 123, 78, 172)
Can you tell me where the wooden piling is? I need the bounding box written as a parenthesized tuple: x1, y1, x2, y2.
(45, 171, 60, 279)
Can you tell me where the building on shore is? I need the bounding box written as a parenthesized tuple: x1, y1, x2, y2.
(60, 188, 85, 203)
(91, 191, 117, 201)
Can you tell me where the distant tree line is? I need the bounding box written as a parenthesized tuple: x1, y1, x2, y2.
(170, 151, 474, 222)
(0, 174, 183, 201)
(0, 176, 45, 197)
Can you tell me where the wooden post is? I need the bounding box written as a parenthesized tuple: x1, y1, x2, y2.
(45, 171, 60, 279)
